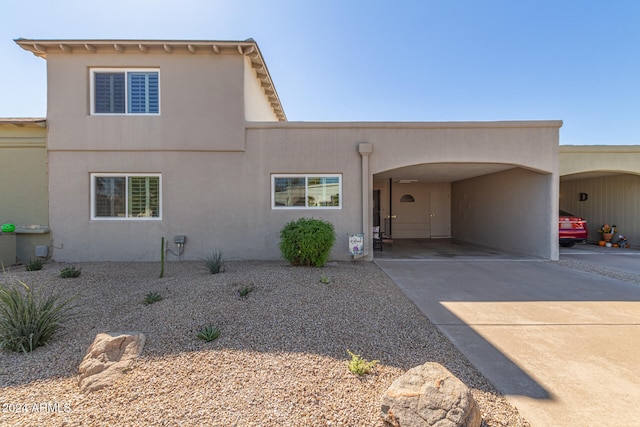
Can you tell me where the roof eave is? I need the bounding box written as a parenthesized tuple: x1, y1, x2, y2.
(0, 118, 47, 128)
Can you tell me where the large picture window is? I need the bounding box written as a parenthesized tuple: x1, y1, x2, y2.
(91, 174, 161, 220)
(91, 69, 160, 115)
(272, 174, 341, 209)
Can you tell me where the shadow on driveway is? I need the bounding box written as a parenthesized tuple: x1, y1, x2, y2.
(375, 240, 640, 426)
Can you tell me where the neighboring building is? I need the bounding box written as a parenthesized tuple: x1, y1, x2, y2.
(560, 145, 640, 246)
(9, 38, 563, 262)
(0, 118, 49, 264)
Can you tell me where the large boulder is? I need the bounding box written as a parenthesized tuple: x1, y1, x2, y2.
(381, 362, 481, 427)
(78, 332, 146, 393)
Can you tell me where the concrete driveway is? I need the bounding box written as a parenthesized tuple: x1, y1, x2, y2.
(375, 241, 640, 427)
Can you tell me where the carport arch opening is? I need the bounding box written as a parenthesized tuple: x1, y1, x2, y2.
(560, 170, 640, 247)
(372, 162, 554, 259)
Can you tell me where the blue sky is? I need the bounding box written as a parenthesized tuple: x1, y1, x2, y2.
(1, 0, 638, 145)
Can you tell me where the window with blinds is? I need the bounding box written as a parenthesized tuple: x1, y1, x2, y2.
(91, 69, 160, 115)
(272, 174, 342, 209)
(91, 174, 161, 219)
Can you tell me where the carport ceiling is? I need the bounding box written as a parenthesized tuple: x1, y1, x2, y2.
(375, 163, 515, 183)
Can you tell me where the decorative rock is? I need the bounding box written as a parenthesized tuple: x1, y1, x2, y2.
(381, 362, 481, 427)
(78, 332, 146, 393)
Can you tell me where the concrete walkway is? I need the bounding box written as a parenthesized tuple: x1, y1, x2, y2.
(375, 240, 640, 427)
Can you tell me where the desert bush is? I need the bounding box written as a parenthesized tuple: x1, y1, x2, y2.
(279, 218, 336, 267)
(25, 258, 44, 271)
(0, 280, 77, 352)
(197, 324, 221, 342)
(59, 266, 81, 278)
(237, 284, 254, 299)
(202, 249, 224, 274)
(347, 349, 379, 375)
(143, 292, 163, 305)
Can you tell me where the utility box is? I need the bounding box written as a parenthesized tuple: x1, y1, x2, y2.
(0, 233, 16, 267)
(35, 245, 49, 257)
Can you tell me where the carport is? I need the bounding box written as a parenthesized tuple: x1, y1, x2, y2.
(365, 121, 562, 260)
(373, 163, 552, 259)
(560, 145, 640, 248)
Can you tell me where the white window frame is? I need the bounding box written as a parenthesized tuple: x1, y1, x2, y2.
(271, 174, 342, 209)
(90, 68, 161, 115)
(91, 173, 162, 220)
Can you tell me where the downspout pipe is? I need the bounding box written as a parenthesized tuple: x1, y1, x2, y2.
(358, 143, 373, 259)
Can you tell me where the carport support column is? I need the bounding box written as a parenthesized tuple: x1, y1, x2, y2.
(359, 143, 373, 259)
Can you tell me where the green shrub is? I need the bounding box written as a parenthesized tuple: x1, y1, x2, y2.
(237, 284, 254, 299)
(279, 218, 336, 267)
(319, 274, 331, 284)
(0, 280, 77, 352)
(143, 292, 163, 305)
(59, 266, 81, 278)
(202, 249, 224, 274)
(197, 324, 221, 342)
(25, 258, 44, 271)
(347, 349, 379, 375)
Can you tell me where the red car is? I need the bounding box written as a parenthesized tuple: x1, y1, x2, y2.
(559, 210, 588, 247)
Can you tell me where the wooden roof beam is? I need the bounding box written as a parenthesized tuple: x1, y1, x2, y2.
(32, 44, 46, 54)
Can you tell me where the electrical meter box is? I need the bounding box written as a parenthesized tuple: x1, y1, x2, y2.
(173, 235, 186, 245)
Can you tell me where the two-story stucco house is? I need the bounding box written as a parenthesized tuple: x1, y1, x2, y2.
(12, 38, 563, 262)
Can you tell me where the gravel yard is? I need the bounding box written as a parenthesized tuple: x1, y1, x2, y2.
(0, 260, 529, 426)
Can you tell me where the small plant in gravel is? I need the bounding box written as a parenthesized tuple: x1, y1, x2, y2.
(0, 280, 77, 352)
(143, 292, 163, 305)
(59, 266, 82, 278)
(25, 258, 44, 271)
(202, 248, 224, 274)
(197, 324, 221, 342)
(319, 274, 331, 284)
(347, 349, 379, 376)
(279, 218, 336, 267)
(237, 284, 254, 299)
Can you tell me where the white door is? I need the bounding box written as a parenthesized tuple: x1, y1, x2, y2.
(430, 191, 451, 238)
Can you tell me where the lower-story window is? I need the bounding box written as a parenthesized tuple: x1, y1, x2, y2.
(272, 174, 341, 209)
(91, 173, 161, 219)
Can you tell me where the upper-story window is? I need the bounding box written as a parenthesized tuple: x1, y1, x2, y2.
(91, 68, 160, 115)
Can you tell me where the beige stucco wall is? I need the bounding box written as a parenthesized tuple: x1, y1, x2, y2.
(45, 51, 247, 152)
(366, 122, 559, 175)
(560, 145, 640, 176)
(244, 56, 278, 121)
(0, 122, 50, 263)
(245, 122, 560, 260)
(46, 120, 560, 262)
(47, 127, 364, 261)
(453, 168, 554, 258)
